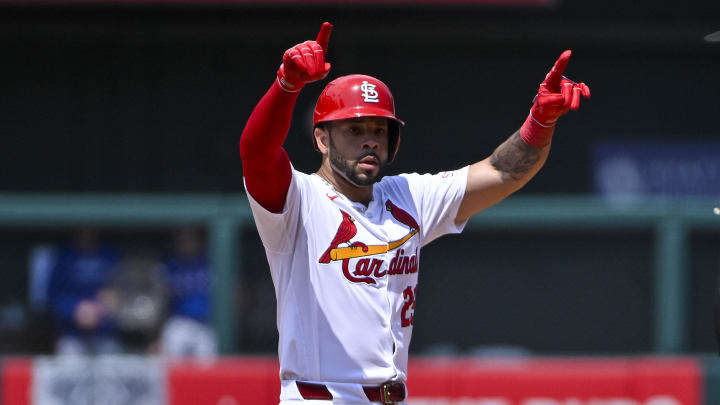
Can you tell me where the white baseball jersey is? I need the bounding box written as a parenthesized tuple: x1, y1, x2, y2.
(245, 166, 468, 387)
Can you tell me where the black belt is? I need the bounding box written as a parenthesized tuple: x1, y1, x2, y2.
(295, 381, 406, 404)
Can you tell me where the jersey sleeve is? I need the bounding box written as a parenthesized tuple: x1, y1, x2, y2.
(398, 166, 469, 246)
(244, 168, 309, 255)
(239, 80, 300, 214)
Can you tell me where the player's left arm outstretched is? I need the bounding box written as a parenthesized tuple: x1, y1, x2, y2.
(455, 50, 590, 223)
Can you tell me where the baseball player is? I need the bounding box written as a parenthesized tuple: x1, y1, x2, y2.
(240, 22, 590, 404)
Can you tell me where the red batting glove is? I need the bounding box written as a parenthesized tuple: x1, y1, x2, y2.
(277, 22, 333, 92)
(520, 50, 591, 147)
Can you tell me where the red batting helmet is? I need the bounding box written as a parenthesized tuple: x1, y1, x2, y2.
(313, 74, 405, 162)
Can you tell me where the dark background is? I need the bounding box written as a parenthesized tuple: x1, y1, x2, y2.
(0, 0, 718, 355)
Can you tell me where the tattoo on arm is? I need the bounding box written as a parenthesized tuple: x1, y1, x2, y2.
(490, 131, 542, 181)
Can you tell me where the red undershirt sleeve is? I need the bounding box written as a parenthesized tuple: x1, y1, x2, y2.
(239, 80, 301, 214)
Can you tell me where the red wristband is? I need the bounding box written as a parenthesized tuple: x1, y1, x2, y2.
(520, 111, 555, 148)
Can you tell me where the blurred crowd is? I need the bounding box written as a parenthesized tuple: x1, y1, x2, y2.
(29, 227, 217, 358)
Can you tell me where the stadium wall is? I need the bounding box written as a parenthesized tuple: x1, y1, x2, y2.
(2, 356, 718, 405)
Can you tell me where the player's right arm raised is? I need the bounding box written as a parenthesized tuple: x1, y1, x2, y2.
(239, 22, 333, 213)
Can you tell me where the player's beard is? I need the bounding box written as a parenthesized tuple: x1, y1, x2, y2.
(329, 136, 387, 187)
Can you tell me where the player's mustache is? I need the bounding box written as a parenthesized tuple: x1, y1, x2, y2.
(355, 151, 381, 164)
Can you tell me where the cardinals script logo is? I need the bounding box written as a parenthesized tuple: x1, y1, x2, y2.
(319, 201, 420, 284)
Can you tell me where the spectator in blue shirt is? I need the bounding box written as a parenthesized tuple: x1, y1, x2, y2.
(159, 227, 217, 358)
(48, 228, 121, 355)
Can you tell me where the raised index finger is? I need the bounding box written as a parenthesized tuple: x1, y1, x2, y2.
(316, 22, 333, 54)
(545, 49, 572, 89)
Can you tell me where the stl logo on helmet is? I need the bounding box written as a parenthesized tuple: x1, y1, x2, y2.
(360, 81, 380, 103)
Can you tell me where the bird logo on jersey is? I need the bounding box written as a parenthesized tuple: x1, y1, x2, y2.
(318, 210, 363, 264)
(385, 200, 419, 232)
(318, 201, 419, 262)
